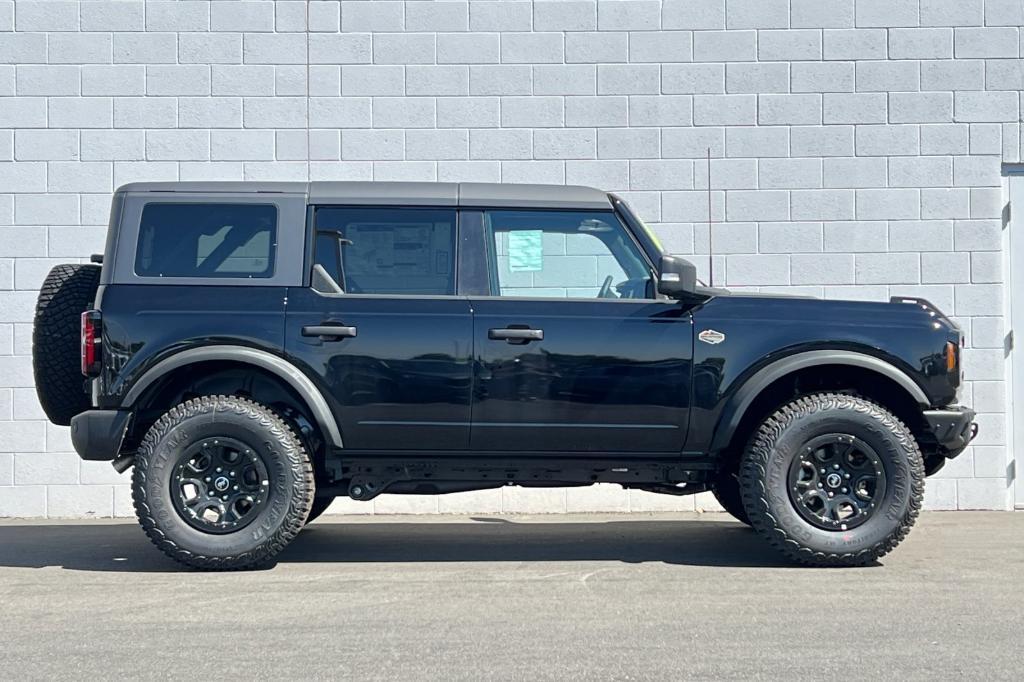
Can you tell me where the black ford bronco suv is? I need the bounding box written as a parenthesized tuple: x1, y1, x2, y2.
(33, 181, 976, 569)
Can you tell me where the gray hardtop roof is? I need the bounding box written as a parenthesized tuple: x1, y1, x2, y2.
(116, 181, 612, 210)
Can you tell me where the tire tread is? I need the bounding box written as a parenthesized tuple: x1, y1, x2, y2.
(739, 392, 925, 567)
(132, 395, 314, 570)
(32, 263, 101, 426)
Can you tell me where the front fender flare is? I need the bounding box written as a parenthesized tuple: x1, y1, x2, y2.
(709, 349, 929, 453)
(122, 346, 344, 448)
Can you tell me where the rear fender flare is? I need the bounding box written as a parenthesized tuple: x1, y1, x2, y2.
(123, 346, 343, 448)
(709, 349, 929, 453)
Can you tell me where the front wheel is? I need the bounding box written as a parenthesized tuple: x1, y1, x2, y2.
(132, 395, 315, 570)
(739, 393, 924, 567)
(711, 470, 751, 526)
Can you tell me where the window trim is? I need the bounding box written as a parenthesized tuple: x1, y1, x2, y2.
(311, 212, 345, 292)
(455, 210, 491, 296)
(112, 192, 306, 287)
(478, 208, 658, 301)
(133, 202, 279, 280)
(307, 204, 462, 299)
(611, 195, 664, 266)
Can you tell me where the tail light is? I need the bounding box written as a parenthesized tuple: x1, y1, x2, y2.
(81, 310, 102, 377)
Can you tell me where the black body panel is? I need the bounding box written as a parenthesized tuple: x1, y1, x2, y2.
(469, 297, 693, 454)
(284, 289, 473, 450)
(96, 284, 287, 408)
(70, 409, 131, 461)
(683, 295, 963, 454)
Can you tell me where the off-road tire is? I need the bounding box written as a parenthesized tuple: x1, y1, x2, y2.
(132, 395, 315, 570)
(712, 471, 751, 526)
(32, 263, 101, 426)
(739, 393, 924, 567)
(305, 496, 335, 525)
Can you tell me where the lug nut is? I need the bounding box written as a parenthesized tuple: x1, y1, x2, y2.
(833, 464, 840, 470)
(216, 467, 222, 473)
(828, 492, 834, 498)
(844, 473, 850, 479)
(820, 468, 826, 474)
(841, 487, 848, 494)
(233, 485, 239, 491)
(205, 477, 210, 482)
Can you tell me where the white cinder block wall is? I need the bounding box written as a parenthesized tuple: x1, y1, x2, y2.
(0, 0, 1019, 517)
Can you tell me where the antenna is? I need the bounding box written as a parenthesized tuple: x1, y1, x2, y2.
(706, 147, 713, 287)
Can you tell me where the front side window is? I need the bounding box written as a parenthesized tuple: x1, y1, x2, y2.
(314, 207, 457, 295)
(484, 210, 652, 299)
(135, 203, 277, 278)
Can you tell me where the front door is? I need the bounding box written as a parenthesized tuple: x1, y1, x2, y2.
(470, 209, 693, 454)
(285, 206, 472, 451)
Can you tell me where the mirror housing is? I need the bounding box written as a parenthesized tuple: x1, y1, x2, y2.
(657, 255, 698, 299)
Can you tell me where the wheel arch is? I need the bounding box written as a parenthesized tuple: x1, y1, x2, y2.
(710, 350, 930, 457)
(123, 346, 343, 449)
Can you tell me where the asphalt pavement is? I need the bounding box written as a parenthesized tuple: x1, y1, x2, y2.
(0, 511, 1020, 680)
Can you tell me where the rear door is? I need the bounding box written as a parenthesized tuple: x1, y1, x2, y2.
(468, 209, 693, 455)
(285, 206, 473, 451)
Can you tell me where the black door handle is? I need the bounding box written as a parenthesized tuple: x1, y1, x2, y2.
(302, 324, 357, 340)
(488, 327, 543, 343)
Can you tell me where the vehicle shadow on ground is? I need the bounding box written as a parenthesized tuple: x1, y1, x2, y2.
(0, 518, 803, 572)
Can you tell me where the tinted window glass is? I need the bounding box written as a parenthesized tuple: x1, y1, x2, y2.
(314, 207, 456, 295)
(135, 203, 277, 278)
(484, 210, 652, 299)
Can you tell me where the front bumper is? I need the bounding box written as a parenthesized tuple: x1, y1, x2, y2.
(70, 409, 131, 461)
(923, 406, 977, 459)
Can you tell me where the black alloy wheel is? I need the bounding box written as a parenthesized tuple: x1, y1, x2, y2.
(787, 433, 886, 531)
(171, 437, 271, 534)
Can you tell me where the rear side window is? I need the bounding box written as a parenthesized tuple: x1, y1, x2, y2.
(135, 203, 277, 278)
(314, 207, 456, 295)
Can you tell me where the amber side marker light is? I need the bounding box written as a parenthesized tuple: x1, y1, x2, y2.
(945, 341, 957, 373)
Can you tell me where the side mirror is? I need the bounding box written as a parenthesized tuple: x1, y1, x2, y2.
(657, 255, 698, 299)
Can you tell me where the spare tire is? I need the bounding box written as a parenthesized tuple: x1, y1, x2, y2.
(33, 263, 101, 426)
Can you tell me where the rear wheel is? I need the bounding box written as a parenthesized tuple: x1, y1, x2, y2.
(32, 263, 101, 425)
(132, 395, 314, 570)
(739, 393, 924, 567)
(305, 496, 335, 525)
